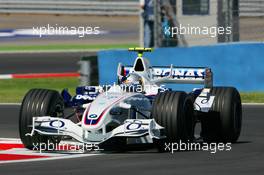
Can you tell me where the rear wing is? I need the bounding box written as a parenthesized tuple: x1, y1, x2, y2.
(151, 66, 213, 88)
(118, 64, 213, 88)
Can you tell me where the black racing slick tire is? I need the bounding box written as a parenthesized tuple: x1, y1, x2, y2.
(201, 87, 242, 143)
(152, 91, 195, 151)
(19, 89, 64, 150)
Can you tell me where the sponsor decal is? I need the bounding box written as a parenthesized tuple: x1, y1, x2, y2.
(126, 120, 142, 130)
(124, 67, 205, 79)
(154, 68, 205, 79)
(75, 94, 94, 100)
(49, 120, 65, 128)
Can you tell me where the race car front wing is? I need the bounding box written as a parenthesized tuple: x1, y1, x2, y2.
(26, 117, 165, 144)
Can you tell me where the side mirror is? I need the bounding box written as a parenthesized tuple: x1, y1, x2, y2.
(117, 63, 124, 78)
(118, 102, 131, 109)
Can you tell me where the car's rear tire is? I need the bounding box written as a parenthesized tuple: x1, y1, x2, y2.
(19, 89, 64, 150)
(152, 91, 195, 152)
(201, 87, 242, 143)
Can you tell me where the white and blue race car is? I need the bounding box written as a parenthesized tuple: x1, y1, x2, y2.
(19, 48, 242, 152)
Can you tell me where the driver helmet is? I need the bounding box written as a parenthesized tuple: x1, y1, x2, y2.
(121, 73, 143, 92)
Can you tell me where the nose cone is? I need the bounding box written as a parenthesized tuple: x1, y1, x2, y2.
(81, 92, 127, 130)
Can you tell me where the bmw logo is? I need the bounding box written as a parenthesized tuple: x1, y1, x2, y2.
(88, 114, 98, 119)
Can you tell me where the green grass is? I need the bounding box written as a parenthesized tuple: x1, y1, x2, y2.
(0, 78, 79, 103)
(0, 43, 138, 52)
(0, 78, 264, 103)
(240, 92, 264, 103)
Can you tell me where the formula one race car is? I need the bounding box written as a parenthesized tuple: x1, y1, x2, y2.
(19, 48, 242, 152)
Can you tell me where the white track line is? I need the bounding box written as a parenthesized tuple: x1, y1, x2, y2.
(0, 138, 21, 143)
(0, 103, 21, 105)
(0, 74, 12, 79)
(0, 148, 67, 157)
(0, 153, 101, 164)
(242, 103, 264, 105)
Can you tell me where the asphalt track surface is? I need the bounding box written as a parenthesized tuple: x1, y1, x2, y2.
(0, 104, 263, 174)
(0, 52, 95, 74)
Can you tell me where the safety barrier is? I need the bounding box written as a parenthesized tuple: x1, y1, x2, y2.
(98, 43, 264, 91)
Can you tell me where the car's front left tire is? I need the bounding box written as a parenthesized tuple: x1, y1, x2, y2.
(152, 91, 195, 152)
(19, 89, 64, 150)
